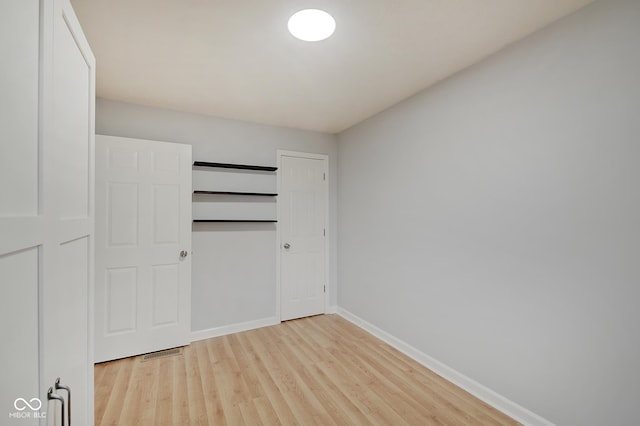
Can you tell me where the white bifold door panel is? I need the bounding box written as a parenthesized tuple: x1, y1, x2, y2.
(279, 152, 329, 321)
(1, 0, 96, 424)
(95, 135, 192, 363)
(1, 11, 41, 418)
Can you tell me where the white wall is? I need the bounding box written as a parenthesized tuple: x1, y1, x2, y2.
(96, 99, 338, 333)
(337, 0, 640, 425)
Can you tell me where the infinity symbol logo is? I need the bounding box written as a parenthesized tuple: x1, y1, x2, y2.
(14, 397, 42, 411)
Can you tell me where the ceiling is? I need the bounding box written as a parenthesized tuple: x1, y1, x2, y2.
(71, 0, 594, 134)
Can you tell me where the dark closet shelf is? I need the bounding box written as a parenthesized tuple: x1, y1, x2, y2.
(193, 161, 277, 172)
(193, 220, 277, 223)
(193, 160, 277, 224)
(193, 190, 277, 197)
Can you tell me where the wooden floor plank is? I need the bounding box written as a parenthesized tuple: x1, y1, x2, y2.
(171, 351, 190, 425)
(235, 331, 299, 425)
(276, 321, 381, 425)
(95, 357, 134, 425)
(94, 314, 520, 425)
(183, 343, 209, 424)
(252, 395, 282, 425)
(153, 357, 174, 426)
(93, 359, 117, 423)
(195, 340, 226, 424)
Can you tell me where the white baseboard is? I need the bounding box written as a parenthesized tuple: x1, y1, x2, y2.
(190, 316, 280, 342)
(326, 305, 338, 314)
(336, 308, 554, 426)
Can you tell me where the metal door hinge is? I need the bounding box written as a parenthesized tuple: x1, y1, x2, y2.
(323, 172, 326, 181)
(324, 285, 326, 293)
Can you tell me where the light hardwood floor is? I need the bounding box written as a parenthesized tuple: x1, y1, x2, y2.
(95, 314, 519, 425)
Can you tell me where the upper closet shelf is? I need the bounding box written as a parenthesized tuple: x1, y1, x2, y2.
(193, 161, 277, 172)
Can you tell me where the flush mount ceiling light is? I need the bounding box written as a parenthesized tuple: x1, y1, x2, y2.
(288, 9, 336, 42)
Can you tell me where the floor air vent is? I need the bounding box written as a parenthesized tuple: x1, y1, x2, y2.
(140, 347, 183, 362)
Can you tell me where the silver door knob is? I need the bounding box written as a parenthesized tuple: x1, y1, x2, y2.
(283, 243, 290, 249)
(180, 250, 188, 258)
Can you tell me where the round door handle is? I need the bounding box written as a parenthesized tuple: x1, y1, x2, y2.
(283, 243, 291, 249)
(180, 250, 188, 258)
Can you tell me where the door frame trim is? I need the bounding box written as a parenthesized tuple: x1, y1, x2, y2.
(276, 150, 329, 322)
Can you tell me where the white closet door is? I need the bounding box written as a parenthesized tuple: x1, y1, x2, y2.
(1, 0, 95, 424)
(0, 1, 41, 421)
(279, 152, 329, 321)
(41, 0, 96, 424)
(95, 135, 192, 363)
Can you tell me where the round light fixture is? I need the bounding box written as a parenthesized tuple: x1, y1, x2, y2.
(288, 9, 336, 42)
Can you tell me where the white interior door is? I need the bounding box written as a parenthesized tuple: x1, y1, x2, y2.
(1, 0, 95, 424)
(95, 135, 192, 363)
(45, 2, 96, 422)
(279, 152, 328, 321)
(0, 2, 41, 423)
